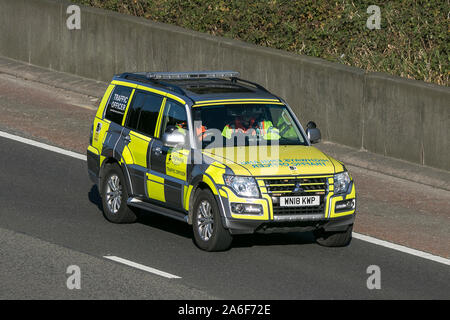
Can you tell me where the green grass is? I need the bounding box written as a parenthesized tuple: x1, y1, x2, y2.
(74, 0, 449, 86)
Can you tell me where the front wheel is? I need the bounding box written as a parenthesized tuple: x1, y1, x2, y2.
(192, 189, 233, 251)
(314, 225, 353, 247)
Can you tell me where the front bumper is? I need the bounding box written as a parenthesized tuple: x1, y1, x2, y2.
(219, 180, 356, 235)
(225, 214, 355, 235)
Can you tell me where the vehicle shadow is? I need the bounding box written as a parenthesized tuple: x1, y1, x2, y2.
(87, 185, 193, 239)
(88, 185, 103, 211)
(232, 231, 316, 249)
(88, 185, 316, 249)
(136, 209, 193, 239)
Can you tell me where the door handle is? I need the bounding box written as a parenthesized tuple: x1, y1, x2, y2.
(124, 135, 131, 144)
(154, 146, 162, 155)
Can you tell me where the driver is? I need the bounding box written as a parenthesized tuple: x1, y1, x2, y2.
(222, 110, 258, 139)
(222, 108, 280, 140)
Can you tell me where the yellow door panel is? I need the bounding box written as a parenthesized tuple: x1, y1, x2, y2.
(146, 173, 165, 202)
(127, 131, 151, 167)
(165, 149, 189, 181)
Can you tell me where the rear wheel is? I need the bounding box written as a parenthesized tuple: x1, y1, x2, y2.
(192, 189, 233, 251)
(101, 163, 137, 224)
(314, 225, 353, 247)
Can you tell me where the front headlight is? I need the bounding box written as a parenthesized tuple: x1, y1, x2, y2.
(223, 175, 260, 198)
(334, 171, 351, 194)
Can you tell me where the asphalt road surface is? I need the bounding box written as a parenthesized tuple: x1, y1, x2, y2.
(0, 136, 449, 299)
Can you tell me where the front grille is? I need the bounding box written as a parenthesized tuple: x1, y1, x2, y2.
(258, 175, 329, 219)
(263, 177, 328, 194)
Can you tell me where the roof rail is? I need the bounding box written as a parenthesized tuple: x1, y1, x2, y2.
(231, 77, 270, 93)
(119, 72, 151, 83)
(118, 71, 271, 97)
(146, 71, 240, 80)
(119, 72, 186, 96)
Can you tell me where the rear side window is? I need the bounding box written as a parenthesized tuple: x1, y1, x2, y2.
(105, 85, 133, 125)
(126, 91, 164, 137)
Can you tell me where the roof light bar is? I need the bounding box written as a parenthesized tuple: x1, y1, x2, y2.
(146, 71, 240, 80)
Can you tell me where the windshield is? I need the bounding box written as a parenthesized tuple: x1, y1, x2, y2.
(192, 103, 307, 149)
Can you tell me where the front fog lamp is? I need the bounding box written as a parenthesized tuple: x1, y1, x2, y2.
(334, 171, 351, 194)
(335, 199, 356, 212)
(231, 203, 263, 215)
(224, 175, 259, 198)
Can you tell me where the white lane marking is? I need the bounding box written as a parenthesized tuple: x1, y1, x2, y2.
(104, 256, 181, 279)
(353, 233, 450, 266)
(0, 130, 86, 161)
(0, 130, 449, 266)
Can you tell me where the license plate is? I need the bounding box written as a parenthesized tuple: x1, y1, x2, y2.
(280, 196, 320, 207)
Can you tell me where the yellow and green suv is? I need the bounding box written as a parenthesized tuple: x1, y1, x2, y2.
(87, 71, 356, 251)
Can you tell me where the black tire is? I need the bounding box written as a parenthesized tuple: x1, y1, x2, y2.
(101, 163, 137, 224)
(192, 189, 233, 251)
(314, 224, 353, 247)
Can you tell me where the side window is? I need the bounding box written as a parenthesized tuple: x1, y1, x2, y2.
(126, 91, 164, 137)
(126, 92, 146, 130)
(159, 99, 188, 137)
(105, 85, 133, 125)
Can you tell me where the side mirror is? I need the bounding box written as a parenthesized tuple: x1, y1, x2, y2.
(306, 121, 317, 129)
(162, 131, 186, 148)
(306, 121, 321, 144)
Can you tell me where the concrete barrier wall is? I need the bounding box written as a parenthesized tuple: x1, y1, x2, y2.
(0, 0, 449, 171)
